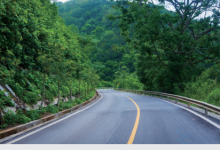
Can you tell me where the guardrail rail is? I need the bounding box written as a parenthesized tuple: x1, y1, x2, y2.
(115, 88, 220, 116)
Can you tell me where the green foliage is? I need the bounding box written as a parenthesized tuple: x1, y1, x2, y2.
(3, 110, 17, 125)
(109, 0, 220, 94)
(4, 109, 31, 125)
(45, 90, 55, 102)
(114, 67, 144, 90)
(98, 80, 113, 88)
(26, 110, 41, 121)
(1, 88, 96, 129)
(75, 98, 82, 105)
(58, 0, 127, 81)
(0, 124, 8, 129)
(22, 91, 40, 105)
(39, 108, 47, 115)
(0, 90, 14, 109)
(0, 0, 100, 112)
(45, 104, 59, 114)
(181, 64, 220, 107)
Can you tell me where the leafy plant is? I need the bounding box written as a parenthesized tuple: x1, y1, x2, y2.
(26, 109, 41, 121)
(45, 104, 59, 114)
(22, 91, 40, 105)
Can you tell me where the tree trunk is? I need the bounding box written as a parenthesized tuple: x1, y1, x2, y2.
(87, 82, 89, 96)
(0, 108, 2, 125)
(57, 80, 60, 106)
(79, 80, 80, 98)
(84, 81, 86, 97)
(69, 84, 72, 101)
(40, 71, 46, 109)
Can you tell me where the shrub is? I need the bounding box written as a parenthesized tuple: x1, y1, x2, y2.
(75, 98, 81, 104)
(62, 101, 74, 109)
(22, 91, 39, 105)
(4, 110, 17, 125)
(207, 88, 220, 107)
(4, 109, 31, 125)
(45, 104, 58, 114)
(45, 90, 55, 102)
(0, 90, 15, 108)
(26, 109, 40, 121)
(0, 124, 8, 129)
(81, 97, 86, 102)
(181, 64, 220, 107)
(17, 115, 31, 124)
(39, 108, 46, 114)
(16, 109, 31, 124)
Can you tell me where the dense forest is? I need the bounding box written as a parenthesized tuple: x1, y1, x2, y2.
(58, 0, 220, 105)
(58, 0, 144, 89)
(0, 0, 220, 129)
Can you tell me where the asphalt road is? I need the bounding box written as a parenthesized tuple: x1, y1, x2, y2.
(3, 89, 220, 144)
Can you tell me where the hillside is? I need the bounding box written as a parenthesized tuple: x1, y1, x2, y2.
(57, 0, 136, 81)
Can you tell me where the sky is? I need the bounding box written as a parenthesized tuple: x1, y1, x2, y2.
(55, 0, 216, 18)
(57, 0, 70, 2)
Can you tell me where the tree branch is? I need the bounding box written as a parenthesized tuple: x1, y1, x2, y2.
(153, 43, 168, 66)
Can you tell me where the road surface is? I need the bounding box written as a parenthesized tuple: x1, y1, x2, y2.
(3, 89, 220, 144)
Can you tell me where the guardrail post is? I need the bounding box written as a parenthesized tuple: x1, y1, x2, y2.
(188, 102, 190, 108)
(175, 99, 177, 104)
(167, 97, 169, 100)
(205, 109, 208, 116)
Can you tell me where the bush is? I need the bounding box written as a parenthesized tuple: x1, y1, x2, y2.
(81, 97, 86, 102)
(26, 109, 40, 121)
(45, 90, 55, 102)
(17, 115, 31, 124)
(16, 109, 31, 124)
(22, 91, 39, 105)
(45, 104, 58, 114)
(4, 109, 31, 125)
(181, 64, 220, 107)
(4, 111, 17, 125)
(0, 124, 8, 129)
(207, 88, 220, 107)
(58, 107, 63, 111)
(39, 108, 46, 114)
(0, 90, 15, 108)
(75, 98, 81, 104)
(62, 101, 74, 109)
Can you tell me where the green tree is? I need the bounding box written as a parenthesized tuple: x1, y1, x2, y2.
(109, 0, 220, 93)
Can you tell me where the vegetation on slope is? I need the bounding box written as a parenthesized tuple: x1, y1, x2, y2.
(0, 0, 99, 127)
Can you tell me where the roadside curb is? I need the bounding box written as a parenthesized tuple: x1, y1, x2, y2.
(0, 90, 100, 143)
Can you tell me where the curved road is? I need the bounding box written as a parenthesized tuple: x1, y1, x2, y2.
(3, 89, 220, 144)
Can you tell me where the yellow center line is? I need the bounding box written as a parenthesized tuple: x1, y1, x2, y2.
(126, 96, 140, 144)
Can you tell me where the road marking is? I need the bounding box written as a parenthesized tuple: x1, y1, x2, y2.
(126, 96, 140, 144)
(6, 91, 103, 144)
(159, 99, 220, 130)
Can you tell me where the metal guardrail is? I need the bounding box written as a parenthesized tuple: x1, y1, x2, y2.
(116, 88, 220, 116)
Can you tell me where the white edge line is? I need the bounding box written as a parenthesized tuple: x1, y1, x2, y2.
(120, 90, 220, 129)
(6, 91, 103, 144)
(158, 98, 220, 129)
(127, 91, 220, 129)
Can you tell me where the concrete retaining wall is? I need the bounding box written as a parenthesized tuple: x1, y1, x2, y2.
(0, 90, 99, 140)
